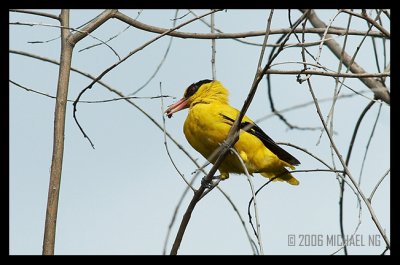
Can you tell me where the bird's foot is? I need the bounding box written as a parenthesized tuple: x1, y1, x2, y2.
(201, 173, 228, 190)
(201, 176, 221, 190)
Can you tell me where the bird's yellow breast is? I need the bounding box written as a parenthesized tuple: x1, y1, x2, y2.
(183, 101, 284, 175)
(183, 102, 230, 161)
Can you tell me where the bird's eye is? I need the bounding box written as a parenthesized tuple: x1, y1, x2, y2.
(184, 79, 213, 98)
(184, 84, 198, 98)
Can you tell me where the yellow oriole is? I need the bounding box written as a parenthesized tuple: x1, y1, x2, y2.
(165, 80, 300, 185)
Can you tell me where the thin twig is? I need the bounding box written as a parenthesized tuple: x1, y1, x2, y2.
(339, 100, 375, 255)
(129, 10, 178, 96)
(266, 15, 313, 131)
(341, 9, 390, 38)
(28, 35, 60, 44)
(216, 187, 259, 255)
(326, 10, 352, 162)
(315, 10, 343, 64)
(10, 79, 172, 102)
(381, 246, 390, 255)
(272, 143, 364, 207)
(288, 9, 317, 64)
(382, 9, 390, 19)
(78, 25, 131, 54)
(77, 9, 143, 53)
(369, 169, 390, 202)
(370, 32, 382, 76)
(190, 9, 341, 48)
(160, 83, 196, 192)
(266, 69, 389, 78)
(210, 11, 217, 80)
(162, 186, 192, 255)
(10, 19, 121, 60)
(256, 10, 274, 72)
(230, 148, 264, 255)
(331, 195, 363, 255)
(277, 142, 332, 169)
(358, 103, 382, 186)
(345, 100, 376, 172)
(325, 9, 379, 149)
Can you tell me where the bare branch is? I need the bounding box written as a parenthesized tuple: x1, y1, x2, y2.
(216, 187, 259, 255)
(316, 10, 343, 65)
(266, 69, 389, 78)
(10, 79, 171, 102)
(189, 9, 341, 48)
(230, 148, 264, 255)
(112, 13, 387, 39)
(210, 11, 217, 80)
(42, 9, 72, 255)
(369, 169, 390, 202)
(267, 13, 321, 131)
(77, 9, 143, 53)
(256, 10, 274, 72)
(68, 9, 117, 44)
(163, 186, 192, 255)
(10, 20, 121, 60)
(277, 142, 332, 170)
(358, 103, 383, 185)
(9, 9, 59, 20)
(339, 101, 375, 255)
(28, 35, 60, 44)
(341, 9, 390, 38)
(129, 10, 178, 96)
(301, 9, 390, 104)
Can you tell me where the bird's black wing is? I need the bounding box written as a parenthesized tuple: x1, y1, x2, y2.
(220, 114, 300, 166)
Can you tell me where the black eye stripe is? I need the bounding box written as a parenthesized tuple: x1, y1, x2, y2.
(184, 79, 213, 98)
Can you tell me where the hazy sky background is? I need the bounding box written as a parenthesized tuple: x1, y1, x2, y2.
(10, 9, 390, 255)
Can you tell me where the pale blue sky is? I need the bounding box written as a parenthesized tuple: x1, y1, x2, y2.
(10, 9, 390, 255)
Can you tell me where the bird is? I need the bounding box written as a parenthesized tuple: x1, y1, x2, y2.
(165, 79, 300, 185)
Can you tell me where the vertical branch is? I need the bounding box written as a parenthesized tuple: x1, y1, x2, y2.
(42, 9, 73, 255)
(257, 10, 274, 71)
(336, 15, 353, 255)
(339, 100, 374, 255)
(358, 103, 382, 185)
(210, 11, 217, 80)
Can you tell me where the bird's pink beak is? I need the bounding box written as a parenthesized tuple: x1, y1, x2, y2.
(165, 98, 189, 118)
